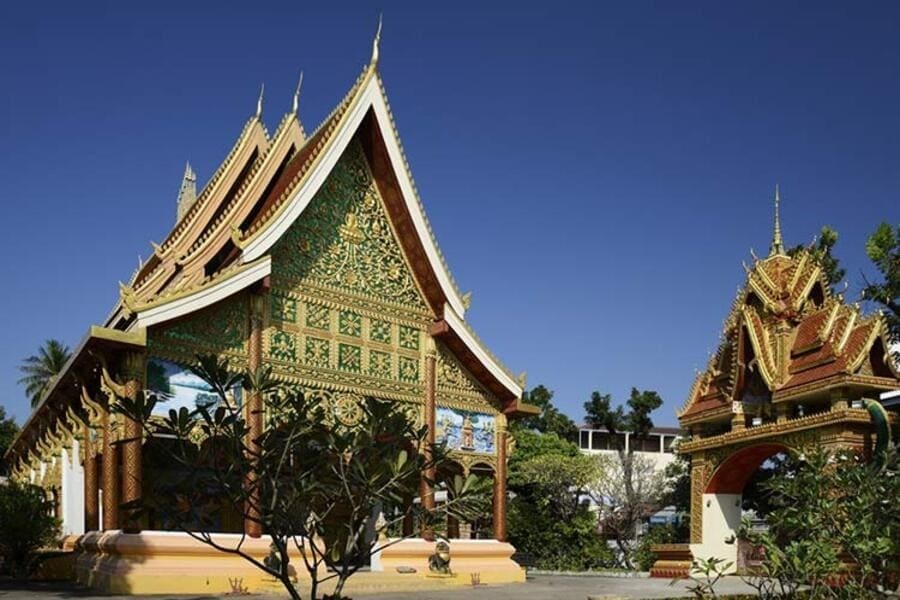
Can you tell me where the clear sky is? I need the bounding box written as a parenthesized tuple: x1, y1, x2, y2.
(1, 2, 898, 426)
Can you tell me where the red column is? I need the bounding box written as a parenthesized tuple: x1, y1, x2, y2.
(419, 342, 437, 540)
(83, 424, 99, 531)
(492, 418, 508, 542)
(122, 352, 144, 533)
(245, 291, 265, 538)
(101, 407, 119, 531)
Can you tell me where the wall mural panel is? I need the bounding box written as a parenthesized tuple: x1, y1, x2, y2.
(436, 407, 496, 454)
(146, 358, 243, 417)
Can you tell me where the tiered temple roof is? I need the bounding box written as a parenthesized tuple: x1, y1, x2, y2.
(679, 189, 899, 426)
(6, 40, 536, 467)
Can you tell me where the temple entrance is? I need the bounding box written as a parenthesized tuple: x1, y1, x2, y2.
(691, 443, 787, 571)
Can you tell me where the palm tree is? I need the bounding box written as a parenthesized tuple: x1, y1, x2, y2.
(18, 339, 72, 407)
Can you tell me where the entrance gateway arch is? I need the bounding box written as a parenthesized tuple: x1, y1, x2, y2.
(655, 193, 900, 576)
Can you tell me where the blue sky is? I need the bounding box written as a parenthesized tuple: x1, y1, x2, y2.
(0, 2, 897, 426)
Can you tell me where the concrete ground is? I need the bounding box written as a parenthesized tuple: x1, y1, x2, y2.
(0, 575, 758, 599)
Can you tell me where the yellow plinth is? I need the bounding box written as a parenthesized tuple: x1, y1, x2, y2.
(73, 531, 525, 595)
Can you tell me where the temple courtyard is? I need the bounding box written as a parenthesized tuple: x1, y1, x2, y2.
(0, 575, 758, 599)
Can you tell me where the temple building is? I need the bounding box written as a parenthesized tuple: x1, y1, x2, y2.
(651, 189, 900, 577)
(3, 35, 536, 593)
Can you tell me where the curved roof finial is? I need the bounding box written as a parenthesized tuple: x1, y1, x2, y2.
(769, 183, 785, 256)
(256, 83, 265, 119)
(292, 71, 304, 114)
(370, 14, 383, 66)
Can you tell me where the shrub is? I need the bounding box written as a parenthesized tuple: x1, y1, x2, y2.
(0, 481, 61, 577)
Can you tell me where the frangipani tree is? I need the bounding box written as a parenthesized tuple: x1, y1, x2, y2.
(114, 355, 479, 600)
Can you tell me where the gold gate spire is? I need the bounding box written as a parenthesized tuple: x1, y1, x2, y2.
(769, 184, 785, 256)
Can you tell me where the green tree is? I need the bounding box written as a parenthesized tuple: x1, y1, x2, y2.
(18, 339, 72, 407)
(863, 222, 900, 355)
(583, 388, 663, 444)
(506, 429, 613, 570)
(741, 446, 900, 599)
(583, 388, 666, 569)
(114, 355, 475, 600)
(788, 225, 846, 289)
(0, 481, 61, 577)
(0, 406, 20, 475)
(512, 385, 579, 442)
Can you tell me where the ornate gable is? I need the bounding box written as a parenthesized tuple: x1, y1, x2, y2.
(270, 138, 429, 312)
(436, 342, 499, 413)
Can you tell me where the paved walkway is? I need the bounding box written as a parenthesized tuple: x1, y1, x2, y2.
(0, 575, 757, 599)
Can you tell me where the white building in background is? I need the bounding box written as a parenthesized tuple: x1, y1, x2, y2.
(578, 426, 683, 472)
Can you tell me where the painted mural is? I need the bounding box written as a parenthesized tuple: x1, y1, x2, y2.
(146, 358, 242, 416)
(435, 407, 496, 454)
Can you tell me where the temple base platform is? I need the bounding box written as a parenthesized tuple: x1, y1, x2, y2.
(73, 531, 525, 595)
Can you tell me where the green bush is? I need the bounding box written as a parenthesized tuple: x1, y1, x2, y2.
(632, 524, 678, 571)
(508, 498, 614, 570)
(0, 481, 61, 577)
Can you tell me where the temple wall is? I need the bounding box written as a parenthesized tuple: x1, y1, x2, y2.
(690, 493, 740, 573)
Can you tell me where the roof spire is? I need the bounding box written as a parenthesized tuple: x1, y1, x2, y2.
(370, 14, 383, 66)
(292, 71, 304, 114)
(176, 162, 198, 221)
(256, 83, 264, 119)
(769, 183, 785, 256)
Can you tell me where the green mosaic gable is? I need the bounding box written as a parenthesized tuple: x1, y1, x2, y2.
(271, 139, 428, 310)
(149, 292, 247, 359)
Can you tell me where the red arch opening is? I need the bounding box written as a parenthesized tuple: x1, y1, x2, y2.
(705, 443, 789, 494)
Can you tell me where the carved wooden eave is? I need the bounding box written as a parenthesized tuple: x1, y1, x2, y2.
(3, 326, 146, 465)
(108, 62, 525, 406)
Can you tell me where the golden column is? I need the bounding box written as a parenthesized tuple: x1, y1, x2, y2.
(83, 423, 99, 531)
(121, 351, 145, 533)
(245, 291, 266, 538)
(420, 338, 437, 540)
(101, 403, 118, 530)
(492, 414, 508, 542)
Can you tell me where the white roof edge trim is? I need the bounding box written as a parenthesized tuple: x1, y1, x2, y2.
(240, 75, 467, 317)
(135, 257, 271, 329)
(443, 303, 522, 399)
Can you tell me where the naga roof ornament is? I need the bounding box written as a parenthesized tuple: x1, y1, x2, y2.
(256, 83, 264, 119)
(371, 14, 383, 66)
(292, 71, 304, 114)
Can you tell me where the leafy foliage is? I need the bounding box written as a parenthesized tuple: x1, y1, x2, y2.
(506, 429, 613, 570)
(863, 222, 900, 355)
(661, 452, 691, 539)
(0, 406, 19, 475)
(512, 385, 579, 442)
(17, 339, 72, 407)
(739, 446, 900, 598)
(678, 556, 733, 599)
(583, 388, 663, 441)
(788, 225, 846, 289)
(582, 387, 667, 568)
(588, 452, 669, 569)
(633, 524, 678, 571)
(0, 481, 61, 578)
(113, 355, 474, 600)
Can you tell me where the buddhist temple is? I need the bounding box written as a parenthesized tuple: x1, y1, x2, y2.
(3, 33, 536, 594)
(654, 188, 900, 576)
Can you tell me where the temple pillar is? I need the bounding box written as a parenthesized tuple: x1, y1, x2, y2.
(447, 514, 460, 539)
(419, 339, 437, 540)
(244, 291, 265, 538)
(492, 414, 508, 542)
(83, 424, 99, 531)
(101, 406, 119, 530)
(122, 351, 145, 533)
